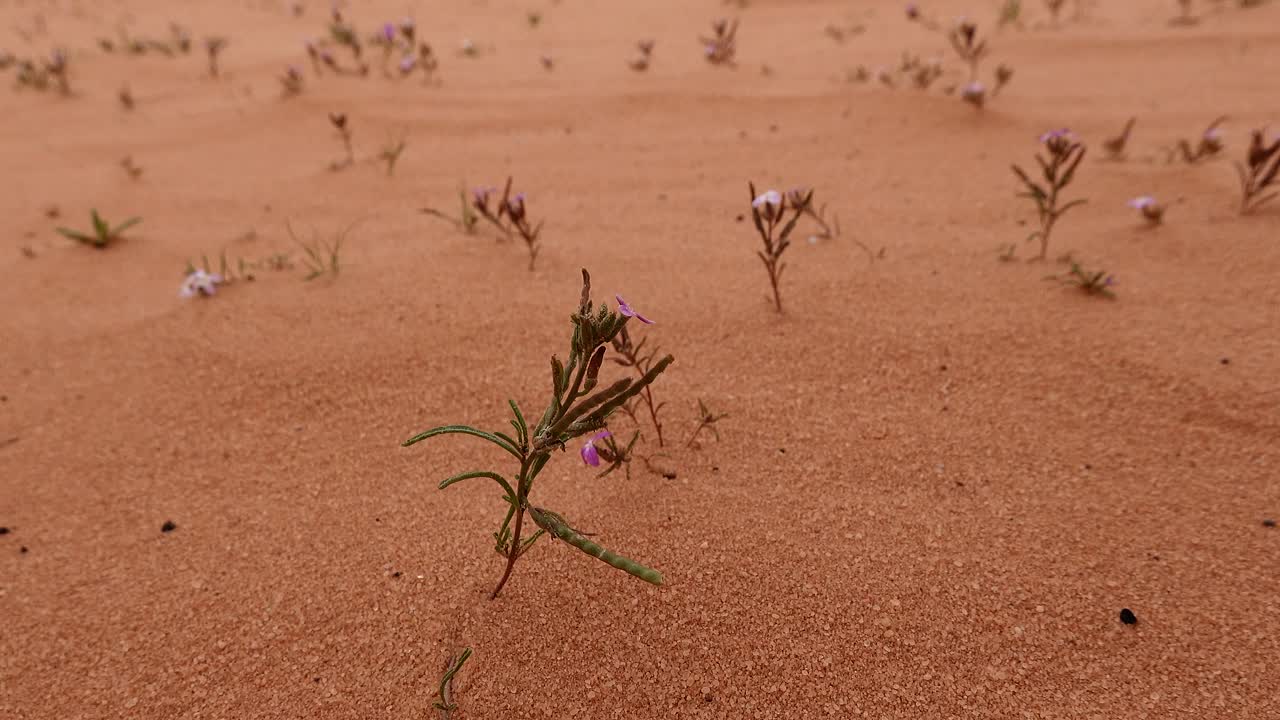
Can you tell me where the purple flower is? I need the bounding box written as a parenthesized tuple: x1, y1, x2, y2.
(472, 186, 495, 209)
(180, 269, 223, 298)
(906, 3, 920, 20)
(1128, 195, 1164, 223)
(616, 295, 654, 324)
(398, 55, 416, 74)
(505, 192, 526, 221)
(1039, 128, 1073, 144)
(580, 430, 611, 466)
(380, 22, 396, 43)
(960, 81, 985, 108)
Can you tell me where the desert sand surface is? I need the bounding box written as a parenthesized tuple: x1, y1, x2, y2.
(2, 0, 1279, 717)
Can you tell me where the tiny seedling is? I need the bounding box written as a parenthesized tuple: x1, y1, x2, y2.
(998, 0, 1024, 28)
(57, 210, 141, 249)
(629, 40, 655, 71)
(700, 19, 738, 66)
(204, 37, 227, 77)
(1173, 116, 1226, 164)
(1171, 0, 1199, 25)
(433, 648, 472, 720)
(1128, 196, 1165, 225)
(993, 63, 1014, 96)
(1233, 127, 1280, 214)
(421, 185, 481, 235)
(610, 323, 666, 447)
(280, 65, 304, 97)
(749, 183, 810, 313)
(379, 136, 408, 177)
(686, 399, 728, 448)
(402, 270, 673, 599)
(120, 156, 144, 180)
(1103, 117, 1136, 160)
(118, 85, 135, 110)
(328, 112, 354, 171)
(287, 220, 349, 280)
(1047, 261, 1116, 299)
(1011, 129, 1088, 260)
(1044, 0, 1069, 23)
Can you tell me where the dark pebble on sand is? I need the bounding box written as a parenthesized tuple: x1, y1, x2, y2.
(161, 520, 177, 533)
(1120, 608, 1138, 625)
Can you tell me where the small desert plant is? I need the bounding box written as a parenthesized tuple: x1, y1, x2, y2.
(749, 183, 810, 313)
(700, 19, 738, 65)
(287, 220, 348, 280)
(179, 268, 224, 298)
(1234, 127, 1280, 213)
(1011, 129, 1088, 260)
(204, 37, 227, 77)
(328, 112, 354, 170)
(610, 322, 666, 447)
(1173, 117, 1226, 164)
(379, 136, 408, 176)
(57, 210, 141, 248)
(998, 0, 1024, 28)
(1103, 117, 1137, 160)
(1171, 0, 1199, 25)
(120, 156, 144, 180)
(504, 191, 544, 271)
(421, 185, 481, 235)
(1127, 196, 1166, 224)
(433, 647, 471, 719)
(402, 270, 673, 599)
(1048, 261, 1116, 298)
(1044, 0, 1069, 23)
(686, 399, 728, 448)
(629, 40, 655, 71)
(948, 19, 988, 84)
(280, 65, 304, 97)
(118, 84, 135, 110)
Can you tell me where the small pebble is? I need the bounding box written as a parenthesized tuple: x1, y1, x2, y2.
(20, 545, 28, 554)
(161, 520, 177, 533)
(0, 526, 9, 535)
(1263, 518, 1276, 528)
(1120, 608, 1138, 625)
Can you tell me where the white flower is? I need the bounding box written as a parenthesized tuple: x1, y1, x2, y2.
(180, 269, 223, 298)
(752, 190, 782, 221)
(1127, 196, 1156, 210)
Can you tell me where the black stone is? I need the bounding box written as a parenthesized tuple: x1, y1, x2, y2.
(1119, 608, 1138, 625)
(161, 520, 177, 533)
(1263, 518, 1276, 528)
(19, 546, 28, 554)
(0, 526, 9, 535)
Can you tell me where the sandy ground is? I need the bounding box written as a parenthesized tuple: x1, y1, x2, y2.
(2, 0, 1279, 717)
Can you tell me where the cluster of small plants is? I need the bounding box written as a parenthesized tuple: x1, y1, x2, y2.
(422, 177, 545, 270)
(5, 49, 72, 95)
(852, 16, 1013, 109)
(180, 246, 297, 299)
(700, 19, 738, 66)
(303, 10, 437, 83)
(97, 23, 192, 56)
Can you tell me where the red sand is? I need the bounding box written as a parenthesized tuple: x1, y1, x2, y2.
(2, 0, 1279, 717)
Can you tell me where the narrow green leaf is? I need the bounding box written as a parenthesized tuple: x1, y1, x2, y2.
(438, 470, 516, 498)
(402, 424, 522, 459)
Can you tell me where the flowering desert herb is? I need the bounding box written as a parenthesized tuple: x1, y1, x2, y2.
(1234, 127, 1280, 214)
(328, 112, 354, 170)
(948, 19, 988, 85)
(700, 19, 738, 66)
(1174, 117, 1226, 164)
(610, 323, 667, 447)
(1103, 117, 1136, 160)
(1011, 129, 1088, 260)
(379, 136, 408, 176)
(1128, 196, 1165, 225)
(56, 210, 141, 249)
(204, 37, 227, 77)
(749, 183, 809, 313)
(179, 269, 223, 298)
(468, 179, 518, 240)
(402, 270, 673, 599)
(1047, 261, 1115, 299)
(503, 191, 545, 271)
(686, 398, 728, 448)
(433, 647, 471, 719)
(582, 429, 640, 479)
(628, 40, 655, 71)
